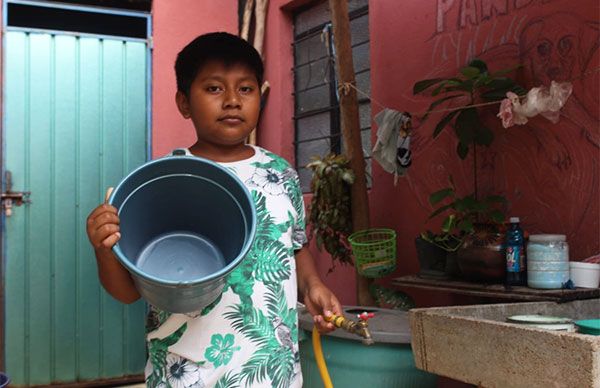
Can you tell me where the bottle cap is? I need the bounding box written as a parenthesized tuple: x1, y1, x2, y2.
(509, 217, 520, 223)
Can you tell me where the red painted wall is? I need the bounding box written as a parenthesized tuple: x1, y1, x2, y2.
(151, 0, 238, 158)
(150, 0, 360, 304)
(151, 1, 599, 306)
(260, 0, 362, 305)
(367, 0, 599, 287)
(259, 0, 599, 306)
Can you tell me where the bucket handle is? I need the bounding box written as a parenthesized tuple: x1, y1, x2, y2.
(172, 148, 188, 156)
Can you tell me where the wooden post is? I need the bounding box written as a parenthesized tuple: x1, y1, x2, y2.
(253, 0, 269, 57)
(240, 0, 269, 146)
(328, 0, 375, 306)
(240, 0, 254, 41)
(250, 0, 269, 145)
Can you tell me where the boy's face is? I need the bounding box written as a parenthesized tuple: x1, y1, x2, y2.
(176, 60, 260, 147)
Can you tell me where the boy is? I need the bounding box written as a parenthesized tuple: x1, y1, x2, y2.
(86, 32, 341, 387)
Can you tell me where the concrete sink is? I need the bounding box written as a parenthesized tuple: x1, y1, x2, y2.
(409, 299, 599, 388)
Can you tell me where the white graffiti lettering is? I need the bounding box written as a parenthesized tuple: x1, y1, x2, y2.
(481, 0, 509, 20)
(460, 0, 478, 28)
(437, 0, 456, 33)
(436, 0, 554, 33)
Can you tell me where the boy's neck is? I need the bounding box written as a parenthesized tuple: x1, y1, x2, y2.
(188, 142, 255, 163)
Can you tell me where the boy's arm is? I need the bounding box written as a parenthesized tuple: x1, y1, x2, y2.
(87, 202, 141, 304)
(295, 246, 342, 333)
(94, 247, 141, 304)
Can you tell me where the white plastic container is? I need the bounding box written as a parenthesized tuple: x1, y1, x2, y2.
(569, 261, 600, 288)
(527, 234, 569, 289)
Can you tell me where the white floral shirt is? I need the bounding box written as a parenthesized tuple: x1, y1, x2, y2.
(144, 146, 306, 388)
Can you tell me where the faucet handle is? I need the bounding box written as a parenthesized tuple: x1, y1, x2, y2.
(357, 311, 375, 322)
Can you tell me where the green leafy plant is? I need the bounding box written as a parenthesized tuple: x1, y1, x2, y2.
(422, 176, 507, 252)
(413, 58, 526, 159)
(306, 154, 355, 269)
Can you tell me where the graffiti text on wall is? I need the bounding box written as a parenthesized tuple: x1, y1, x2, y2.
(436, 0, 554, 33)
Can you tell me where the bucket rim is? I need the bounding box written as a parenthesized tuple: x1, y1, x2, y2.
(108, 154, 257, 286)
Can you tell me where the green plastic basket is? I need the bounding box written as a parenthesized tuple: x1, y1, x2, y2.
(348, 228, 397, 278)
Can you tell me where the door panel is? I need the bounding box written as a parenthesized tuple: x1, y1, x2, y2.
(4, 31, 148, 386)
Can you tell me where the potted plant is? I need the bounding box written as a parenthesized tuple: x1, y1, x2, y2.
(416, 188, 465, 280)
(412, 59, 523, 281)
(420, 176, 508, 281)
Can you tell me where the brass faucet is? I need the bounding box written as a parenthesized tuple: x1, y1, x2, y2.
(325, 311, 375, 345)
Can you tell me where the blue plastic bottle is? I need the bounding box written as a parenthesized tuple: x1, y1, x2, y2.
(505, 217, 526, 286)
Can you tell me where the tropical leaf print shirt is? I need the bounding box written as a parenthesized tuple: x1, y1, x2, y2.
(145, 146, 307, 388)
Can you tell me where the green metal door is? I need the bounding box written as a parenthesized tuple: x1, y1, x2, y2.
(3, 30, 148, 386)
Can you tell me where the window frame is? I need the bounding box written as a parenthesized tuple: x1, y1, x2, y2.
(292, 4, 371, 193)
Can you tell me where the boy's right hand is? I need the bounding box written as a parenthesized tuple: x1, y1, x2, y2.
(86, 187, 121, 250)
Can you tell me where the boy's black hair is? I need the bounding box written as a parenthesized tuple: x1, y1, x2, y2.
(175, 32, 264, 97)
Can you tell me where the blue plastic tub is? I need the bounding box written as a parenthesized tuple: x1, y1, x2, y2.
(298, 306, 437, 387)
(109, 155, 256, 313)
(0, 372, 9, 388)
(575, 319, 600, 335)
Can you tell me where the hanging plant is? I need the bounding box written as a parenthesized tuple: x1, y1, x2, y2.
(306, 154, 355, 270)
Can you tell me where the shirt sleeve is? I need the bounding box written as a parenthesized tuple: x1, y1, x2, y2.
(286, 168, 308, 250)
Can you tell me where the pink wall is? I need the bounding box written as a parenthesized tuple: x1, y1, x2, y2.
(151, 0, 238, 158)
(150, 0, 359, 304)
(150, 0, 599, 306)
(260, 0, 360, 305)
(368, 0, 599, 294)
(260, 0, 599, 306)
(257, 2, 294, 158)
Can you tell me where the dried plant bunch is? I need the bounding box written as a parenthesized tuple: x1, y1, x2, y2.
(306, 154, 355, 269)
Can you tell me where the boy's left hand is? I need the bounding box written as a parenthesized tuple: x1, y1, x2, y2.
(303, 281, 343, 334)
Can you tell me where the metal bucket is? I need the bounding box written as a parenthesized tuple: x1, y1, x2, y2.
(109, 155, 256, 313)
